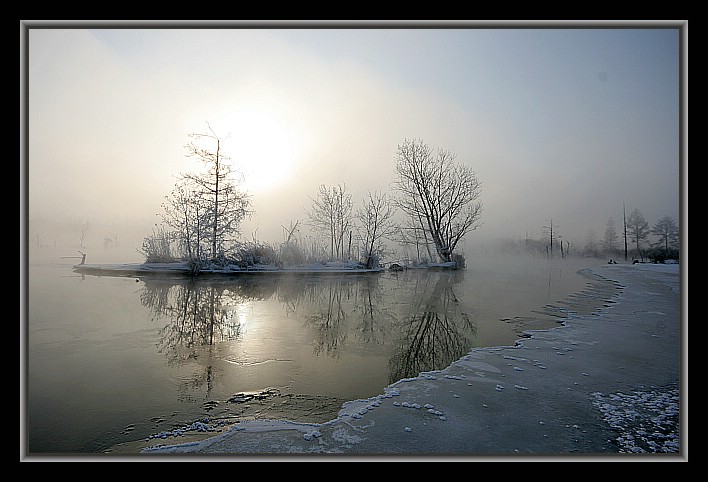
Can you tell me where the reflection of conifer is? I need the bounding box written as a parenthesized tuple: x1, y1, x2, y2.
(139, 280, 245, 366)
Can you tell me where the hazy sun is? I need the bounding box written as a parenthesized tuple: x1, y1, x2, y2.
(213, 110, 296, 194)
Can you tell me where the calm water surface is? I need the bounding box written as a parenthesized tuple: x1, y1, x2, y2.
(25, 249, 606, 454)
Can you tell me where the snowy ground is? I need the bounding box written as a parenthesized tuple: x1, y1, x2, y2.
(129, 263, 684, 460)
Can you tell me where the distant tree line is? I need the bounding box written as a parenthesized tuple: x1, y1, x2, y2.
(577, 207, 679, 263)
(141, 133, 483, 271)
(506, 207, 679, 263)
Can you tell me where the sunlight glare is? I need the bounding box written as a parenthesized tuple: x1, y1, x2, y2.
(214, 110, 296, 195)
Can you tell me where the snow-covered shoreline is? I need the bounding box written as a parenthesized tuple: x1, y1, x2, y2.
(72, 260, 388, 276)
(132, 263, 684, 459)
(71, 259, 465, 277)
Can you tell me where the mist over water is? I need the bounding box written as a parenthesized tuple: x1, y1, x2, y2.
(25, 243, 608, 454)
(23, 24, 683, 457)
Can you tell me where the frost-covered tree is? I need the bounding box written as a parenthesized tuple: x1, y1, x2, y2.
(154, 124, 252, 264)
(159, 177, 209, 261)
(180, 125, 252, 260)
(392, 138, 482, 263)
(356, 190, 397, 267)
(651, 215, 679, 254)
(306, 184, 353, 260)
(627, 208, 650, 261)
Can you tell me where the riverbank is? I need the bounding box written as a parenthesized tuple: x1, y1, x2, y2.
(134, 263, 684, 460)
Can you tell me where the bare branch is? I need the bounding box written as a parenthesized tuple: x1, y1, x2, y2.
(391, 139, 482, 262)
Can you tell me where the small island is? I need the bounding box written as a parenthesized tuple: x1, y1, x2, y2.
(74, 136, 478, 278)
(72, 259, 463, 277)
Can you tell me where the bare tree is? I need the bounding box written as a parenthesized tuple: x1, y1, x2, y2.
(560, 237, 571, 258)
(305, 184, 353, 260)
(390, 213, 435, 263)
(356, 190, 397, 268)
(651, 215, 679, 254)
(627, 208, 650, 261)
(180, 124, 252, 260)
(282, 220, 300, 244)
(542, 219, 558, 258)
(391, 138, 482, 263)
(160, 177, 209, 261)
(75, 218, 89, 249)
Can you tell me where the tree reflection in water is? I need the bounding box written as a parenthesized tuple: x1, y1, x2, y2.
(140, 277, 275, 364)
(303, 281, 349, 357)
(388, 270, 477, 384)
(138, 270, 476, 402)
(278, 274, 397, 358)
(138, 276, 277, 400)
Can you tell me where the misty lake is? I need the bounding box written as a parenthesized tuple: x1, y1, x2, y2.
(26, 250, 609, 454)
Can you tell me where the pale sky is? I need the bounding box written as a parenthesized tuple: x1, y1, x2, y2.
(23, 21, 684, 254)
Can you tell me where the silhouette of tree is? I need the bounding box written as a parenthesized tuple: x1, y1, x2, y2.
(392, 138, 482, 263)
